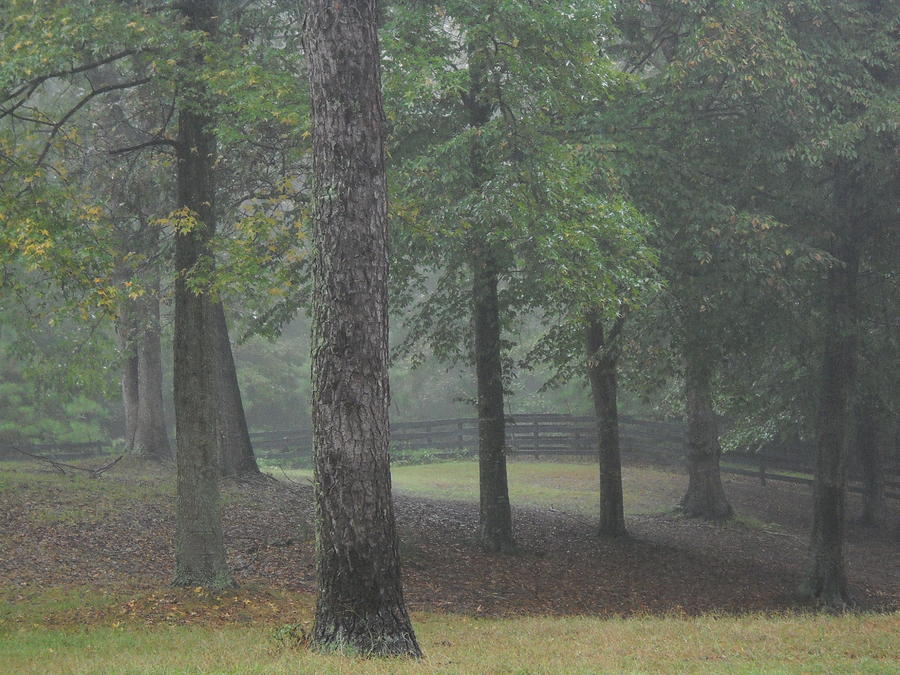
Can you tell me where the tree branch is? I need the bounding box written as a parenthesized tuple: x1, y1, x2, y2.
(11, 446, 124, 478)
(110, 137, 178, 155)
(29, 76, 153, 171)
(1, 50, 140, 106)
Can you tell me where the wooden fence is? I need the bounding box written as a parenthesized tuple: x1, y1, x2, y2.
(3, 414, 896, 498)
(0, 440, 106, 462)
(249, 413, 685, 459)
(247, 414, 898, 498)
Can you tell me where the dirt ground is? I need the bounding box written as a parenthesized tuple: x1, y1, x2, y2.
(0, 457, 896, 619)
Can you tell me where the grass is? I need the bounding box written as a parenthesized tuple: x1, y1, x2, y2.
(720, 458, 813, 481)
(1, 604, 897, 673)
(0, 458, 173, 525)
(276, 459, 685, 517)
(3, 457, 896, 672)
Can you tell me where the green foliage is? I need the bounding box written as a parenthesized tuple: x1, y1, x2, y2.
(0, 294, 119, 445)
(384, 0, 651, 373)
(597, 0, 899, 438)
(233, 321, 312, 432)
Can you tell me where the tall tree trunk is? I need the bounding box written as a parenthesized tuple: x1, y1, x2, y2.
(117, 308, 139, 450)
(680, 345, 733, 520)
(132, 270, 172, 460)
(304, 0, 420, 657)
(585, 311, 627, 537)
(172, 0, 230, 589)
(472, 249, 515, 552)
(855, 394, 886, 527)
(463, 43, 514, 554)
(130, 221, 171, 461)
(800, 228, 859, 608)
(212, 302, 259, 476)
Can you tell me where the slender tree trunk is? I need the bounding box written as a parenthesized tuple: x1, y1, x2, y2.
(132, 271, 172, 460)
(117, 309, 139, 450)
(212, 302, 259, 476)
(463, 44, 514, 554)
(304, 0, 420, 657)
(856, 394, 886, 527)
(585, 311, 627, 537)
(129, 222, 171, 460)
(680, 346, 733, 520)
(472, 249, 515, 552)
(800, 228, 859, 608)
(172, 0, 230, 589)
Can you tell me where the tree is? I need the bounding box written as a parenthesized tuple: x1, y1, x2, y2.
(171, 0, 230, 588)
(384, 0, 623, 551)
(606, 0, 813, 521)
(0, 2, 173, 456)
(212, 302, 259, 475)
(303, 0, 420, 656)
(98, 107, 174, 461)
(523, 181, 659, 538)
(117, 222, 171, 460)
(611, 0, 897, 601)
(586, 311, 629, 536)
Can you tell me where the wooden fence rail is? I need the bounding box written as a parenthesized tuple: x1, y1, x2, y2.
(247, 414, 899, 498)
(248, 413, 686, 458)
(3, 414, 896, 498)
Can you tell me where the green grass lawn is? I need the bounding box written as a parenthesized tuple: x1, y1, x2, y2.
(3, 460, 897, 672)
(279, 459, 685, 517)
(2, 606, 897, 673)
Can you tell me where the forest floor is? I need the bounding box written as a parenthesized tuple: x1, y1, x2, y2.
(0, 454, 896, 627)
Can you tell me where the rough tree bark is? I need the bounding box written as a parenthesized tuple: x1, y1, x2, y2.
(213, 301, 259, 477)
(585, 311, 627, 537)
(304, 0, 420, 656)
(172, 0, 230, 589)
(680, 341, 733, 520)
(799, 225, 859, 609)
(473, 247, 515, 552)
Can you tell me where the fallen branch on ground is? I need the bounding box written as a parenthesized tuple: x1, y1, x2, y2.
(12, 446, 123, 478)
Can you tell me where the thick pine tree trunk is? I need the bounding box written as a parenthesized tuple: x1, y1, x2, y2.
(212, 302, 259, 476)
(680, 346, 733, 520)
(304, 0, 420, 657)
(472, 249, 515, 552)
(172, 0, 230, 589)
(856, 395, 886, 527)
(800, 231, 859, 609)
(585, 312, 627, 537)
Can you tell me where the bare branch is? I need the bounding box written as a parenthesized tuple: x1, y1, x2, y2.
(30, 76, 153, 171)
(11, 446, 124, 478)
(1, 50, 140, 106)
(110, 137, 178, 155)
